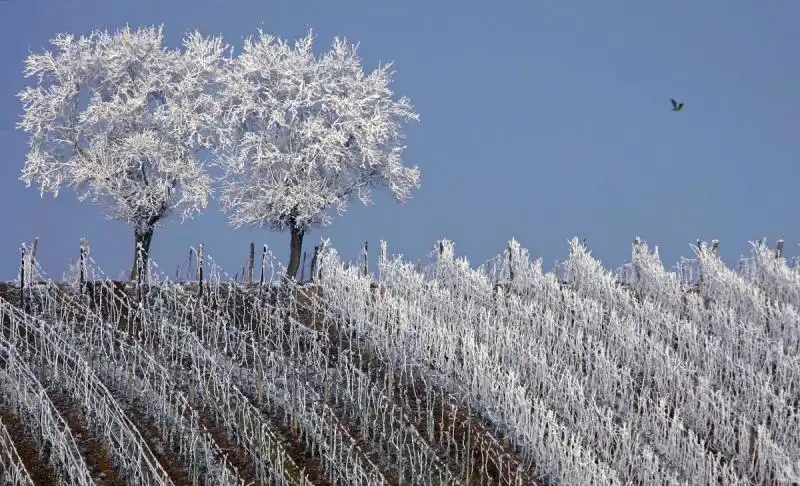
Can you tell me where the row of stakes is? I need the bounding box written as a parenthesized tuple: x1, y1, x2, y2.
(15, 238, 375, 307)
(15, 236, 788, 309)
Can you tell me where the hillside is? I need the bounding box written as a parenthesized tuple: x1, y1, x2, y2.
(0, 237, 797, 485)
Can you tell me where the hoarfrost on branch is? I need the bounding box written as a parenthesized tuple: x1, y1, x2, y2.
(213, 29, 420, 233)
(17, 25, 225, 233)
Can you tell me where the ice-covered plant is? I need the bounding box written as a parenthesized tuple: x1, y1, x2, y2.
(211, 29, 420, 279)
(18, 25, 226, 279)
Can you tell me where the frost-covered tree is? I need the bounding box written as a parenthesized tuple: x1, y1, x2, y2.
(213, 30, 420, 279)
(18, 25, 225, 279)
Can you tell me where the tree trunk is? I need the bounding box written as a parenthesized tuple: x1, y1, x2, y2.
(286, 225, 305, 280)
(130, 225, 155, 281)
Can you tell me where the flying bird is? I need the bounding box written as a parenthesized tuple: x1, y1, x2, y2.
(670, 99, 684, 111)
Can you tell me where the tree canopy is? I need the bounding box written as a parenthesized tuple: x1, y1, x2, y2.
(18, 25, 226, 278)
(18, 25, 420, 280)
(213, 30, 420, 234)
(18, 25, 225, 234)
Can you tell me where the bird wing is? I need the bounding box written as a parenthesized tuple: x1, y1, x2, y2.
(670, 98, 678, 108)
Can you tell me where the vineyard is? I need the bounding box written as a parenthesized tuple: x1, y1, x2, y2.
(0, 237, 798, 485)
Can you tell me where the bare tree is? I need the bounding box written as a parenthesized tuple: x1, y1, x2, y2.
(212, 30, 420, 279)
(17, 25, 226, 279)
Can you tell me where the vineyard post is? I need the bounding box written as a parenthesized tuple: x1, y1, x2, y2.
(463, 408, 473, 484)
(135, 241, 145, 302)
(775, 239, 784, 258)
(694, 239, 703, 293)
(709, 240, 720, 298)
(310, 245, 320, 282)
(187, 247, 194, 281)
(507, 241, 515, 282)
(259, 244, 267, 296)
(29, 236, 38, 285)
(19, 246, 25, 310)
(299, 251, 307, 282)
(632, 237, 643, 284)
(197, 243, 204, 298)
(134, 241, 140, 300)
(363, 240, 368, 277)
(247, 242, 255, 284)
(437, 240, 448, 289)
(696, 239, 719, 296)
(261, 243, 267, 284)
(379, 240, 387, 281)
(79, 237, 88, 295)
(188, 376, 196, 405)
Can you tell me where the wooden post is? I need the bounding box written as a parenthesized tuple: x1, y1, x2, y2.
(363, 240, 368, 277)
(79, 237, 88, 294)
(136, 241, 144, 287)
(187, 248, 194, 281)
(19, 247, 25, 310)
(299, 251, 307, 282)
(507, 241, 515, 282)
(309, 245, 320, 282)
(632, 237, 643, 284)
(247, 242, 255, 284)
(695, 239, 704, 294)
(136, 241, 143, 302)
(197, 244, 204, 298)
(775, 239, 784, 259)
(696, 239, 718, 297)
(258, 244, 267, 297)
(29, 237, 38, 285)
(379, 240, 387, 282)
(260, 244, 267, 285)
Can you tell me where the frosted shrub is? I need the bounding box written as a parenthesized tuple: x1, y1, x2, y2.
(628, 238, 684, 312)
(315, 237, 799, 484)
(748, 240, 800, 308)
(0, 236, 797, 485)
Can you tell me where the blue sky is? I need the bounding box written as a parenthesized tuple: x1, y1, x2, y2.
(0, 0, 798, 280)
